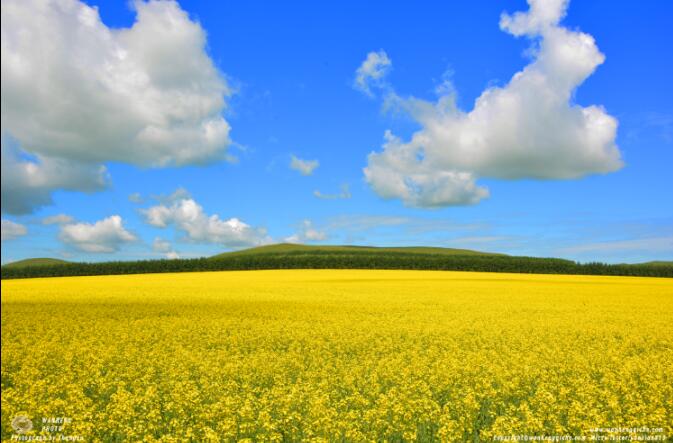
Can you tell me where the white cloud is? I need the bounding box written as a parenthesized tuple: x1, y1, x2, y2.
(152, 237, 172, 253)
(150, 187, 192, 205)
(354, 50, 392, 96)
(143, 192, 270, 248)
(128, 193, 144, 204)
(449, 236, 510, 245)
(561, 237, 673, 254)
(1, 219, 27, 240)
(285, 220, 327, 243)
(326, 214, 482, 236)
(364, 0, 623, 207)
(152, 236, 179, 259)
(1, 136, 109, 214)
(42, 214, 74, 225)
(313, 184, 351, 200)
(1, 0, 231, 214)
(59, 215, 136, 252)
(165, 251, 180, 260)
(289, 155, 319, 176)
(327, 215, 411, 230)
(499, 0, 569, 37)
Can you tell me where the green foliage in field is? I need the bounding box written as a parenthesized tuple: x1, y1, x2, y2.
(2, 247, 672, 279)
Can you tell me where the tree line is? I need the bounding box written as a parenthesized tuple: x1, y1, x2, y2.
(2, 251, 672, 279)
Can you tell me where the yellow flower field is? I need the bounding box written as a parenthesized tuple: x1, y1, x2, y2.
(1, 270, 672, 442)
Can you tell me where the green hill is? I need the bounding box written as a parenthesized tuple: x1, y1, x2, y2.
(3, 258, 70, 268)
(212, 243, 504, 259)
(2, 246, 672, 279)
(640, 261, 673, 266)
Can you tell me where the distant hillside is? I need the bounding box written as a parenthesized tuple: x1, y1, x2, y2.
(3, 258, 70, 268)
(212, 243, 504, 259)
(640, 261, 673, 266)
(2, 246, 672, 279)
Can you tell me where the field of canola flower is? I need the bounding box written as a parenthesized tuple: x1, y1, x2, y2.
(1, 270, 672, 442)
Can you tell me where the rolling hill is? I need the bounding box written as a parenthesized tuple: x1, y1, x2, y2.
(639, 261, 673, 266)
(3, 258, 70, 268)
(211, 243, 504, 259)
(1, 244, 671, 279)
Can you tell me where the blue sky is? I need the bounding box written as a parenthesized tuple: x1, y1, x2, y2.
(1, 0, 672, 264)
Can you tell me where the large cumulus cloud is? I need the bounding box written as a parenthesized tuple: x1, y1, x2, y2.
(1, 0, 231, 214)
(363, 0, 623, 207)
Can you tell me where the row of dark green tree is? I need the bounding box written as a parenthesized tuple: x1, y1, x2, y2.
(2, 251, 672, 279)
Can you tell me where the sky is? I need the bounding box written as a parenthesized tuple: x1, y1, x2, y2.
(1, 0, 672, 264)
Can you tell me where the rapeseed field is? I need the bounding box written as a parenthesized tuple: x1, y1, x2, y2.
(1, 270, 671, 442)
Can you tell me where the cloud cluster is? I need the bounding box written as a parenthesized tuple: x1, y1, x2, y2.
(562, 236, 673, 254)
(59, 215, 136, 252)
(42, 214, 75, 225)
(354, 50, 391, 96)
(289, 155, 319, 176)
(313, 184, 352, 200)
(128, 193, 144, 204)
(285, 220, 327, 243)
(1, 219, 27, 241)
(1, 0, 231, 214)
(152, 237, 179, 259)
(152, 237, 172, 253)
(364, 0, 623, 207)
(143, 193, 270, 248)
(327, 214, 481, 234)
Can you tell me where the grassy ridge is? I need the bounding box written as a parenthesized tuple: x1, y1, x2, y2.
(2, 248, 672, 279)
(215, 243, 504, 258)
(640, 260, 673, 266)
(2, 258, 70, 268)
